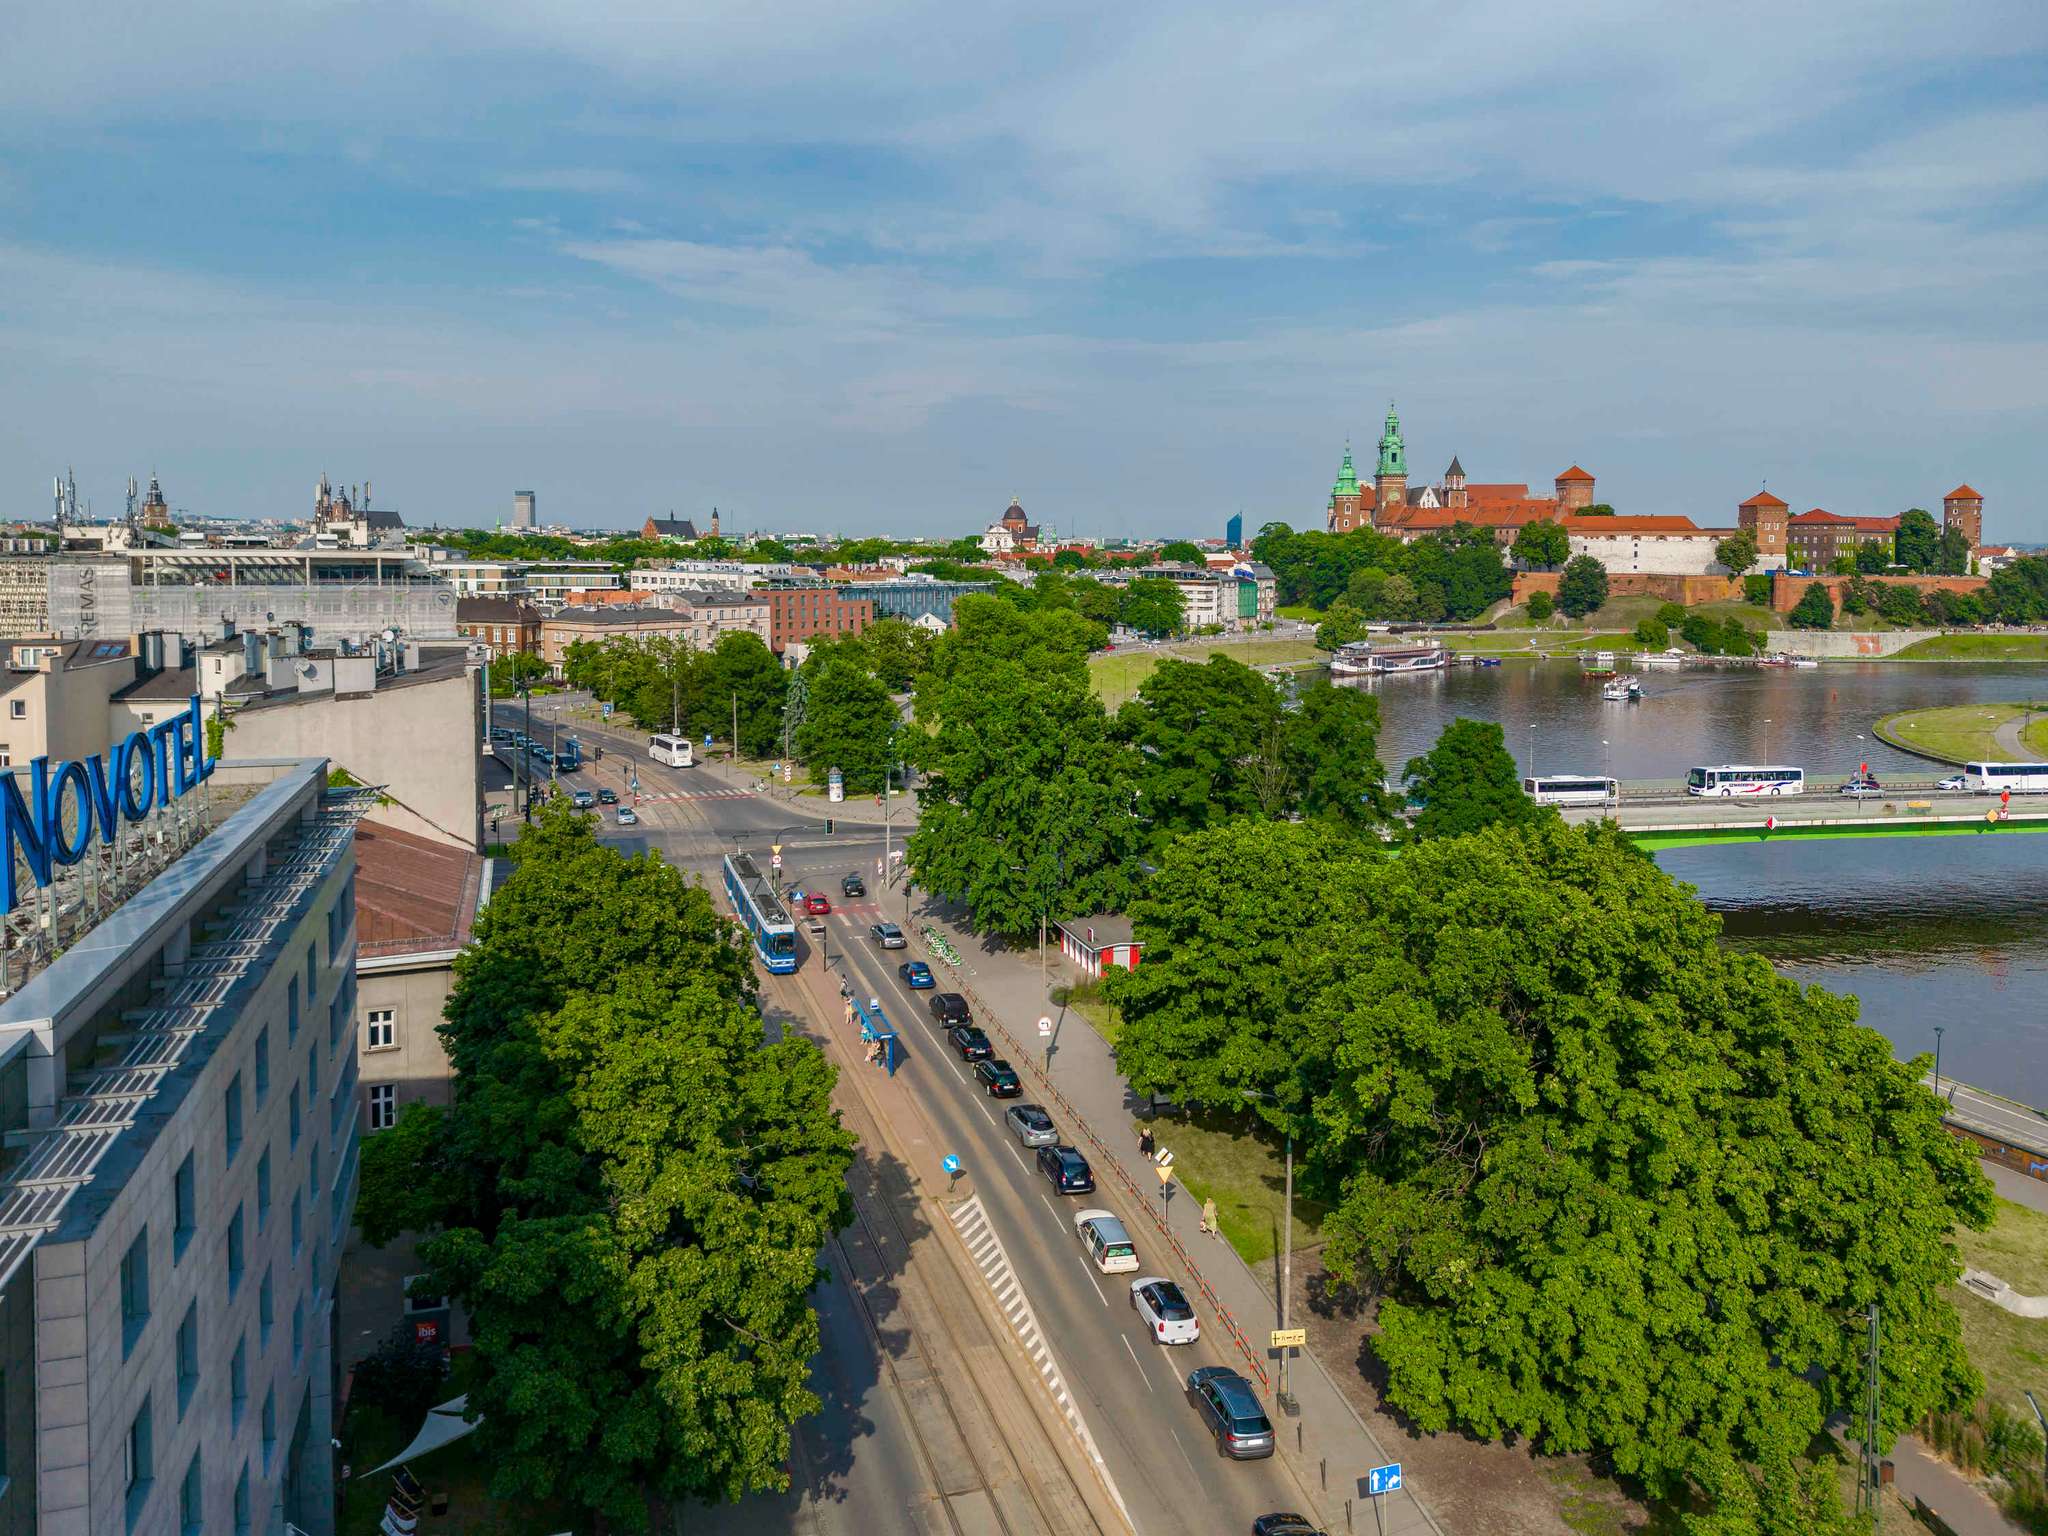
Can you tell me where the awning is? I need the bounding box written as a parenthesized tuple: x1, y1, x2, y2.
(367, 1395, 479, 1474)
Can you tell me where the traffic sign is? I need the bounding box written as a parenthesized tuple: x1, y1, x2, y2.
(1367, 1463, 1403, 1497)
(1269, 1328, 1306, 1349)
(1154, 1162, 1173, 1185)
(771, 854, 782, 870)
(941, 1154, 961, 1175)
(1037, 1016, 1053, 1038)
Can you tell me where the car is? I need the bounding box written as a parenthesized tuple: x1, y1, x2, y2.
(870, 922, 907, 949)
(929, 992, 971, 1027)
(949, 1024, 993, 1062)
(1937, 773, 1967, 791)
(1037, 1143, 1094, 1194)
(597, 787, 618, 805)
(1251, 1516, 1327, 1536)
(842, 873, 867, 898)
(1837, 777, 1884, 797)
(1004, 1103, 1058, 1147)
(1074, 1208, 1138, 1274)
(1129, 1276, 1200, 1344)
(1185, 1366, 1275, 1459)
(973, 1058, 1022, 1098)
(804, 892, 831, 915)
(571, 789, 595, 809)
(490, 726, 513, 743)
(899, 960, 935, 989)
(616, 806, 639, 825)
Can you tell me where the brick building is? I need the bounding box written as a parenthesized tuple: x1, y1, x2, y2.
(1786, 509, 1898, 571)
(760, 585, 874, 653)
(1944, 484, 1984, 550)
(455, 595, 541, 657)
(1737, 490, 1790, 557)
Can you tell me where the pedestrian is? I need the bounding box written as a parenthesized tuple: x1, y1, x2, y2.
(1138, 1126, 1155, 1160)
(1200, 1197, 1218, 1237)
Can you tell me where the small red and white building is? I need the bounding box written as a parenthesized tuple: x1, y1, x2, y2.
(1058, 916, 1143, 979)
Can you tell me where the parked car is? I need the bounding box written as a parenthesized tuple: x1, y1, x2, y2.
(804, 892, 831, 915)
(1837, 777, 1884, 797)
(1185, 1366, 1275, 1459)
(616, 806, 639, 826)
(1937, 773, 1967, 791)
(1251, 1515, 1326, 1535)
(929, 992, 971, 1027)
(1004, 1103, 1058, 1147)
(1129, 1276, 1200, 1344)
(949, 1025, 993, 1062)
(899, 960, 934, 989)
(1037, 1144, 1094, 1194)
(571, 789, 595, 809)
(870, 922, 907, 949)
(1074, 1208, 1138, 1274)
(842, 873, 867, 898)
(597, 787, 618, 805)
(973, 1058, 1022, 1097)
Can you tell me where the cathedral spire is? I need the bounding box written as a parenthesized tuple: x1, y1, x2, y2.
(1377, 403, 1406, 479)
(1331, 440, 1360, 497)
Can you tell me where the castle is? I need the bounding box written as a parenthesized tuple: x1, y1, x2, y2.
(1327, 404, 1596, 537)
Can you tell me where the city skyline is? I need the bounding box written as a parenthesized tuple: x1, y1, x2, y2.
(2, 2, 2044, 537)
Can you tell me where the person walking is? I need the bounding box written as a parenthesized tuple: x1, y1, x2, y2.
(1199, 1197, 1218, 1237)
(1137, 1126, 1156, 1160)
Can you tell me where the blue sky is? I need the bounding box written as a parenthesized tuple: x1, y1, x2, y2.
(3, 1, 2045, 539)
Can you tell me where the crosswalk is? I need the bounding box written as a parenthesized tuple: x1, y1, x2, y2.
(635, 786, 761, 802)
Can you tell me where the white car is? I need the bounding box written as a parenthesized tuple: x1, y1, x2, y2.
(1129, 1276, 1200, 1344)
(1937, 774, 1967, 791)
(1074, 1209, 1138, 1274)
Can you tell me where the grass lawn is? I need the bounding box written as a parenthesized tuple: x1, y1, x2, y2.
(1055, 978, 1122, 1045)
(1893, 633, 2048, 661)
(1872, 702, 2048, 764)
(1275, 603, 1324, 621)
(1089, 636, 1328, 702)
(1131, 1106, 1329, 1267)
(1952, 1197, 2048, 1416)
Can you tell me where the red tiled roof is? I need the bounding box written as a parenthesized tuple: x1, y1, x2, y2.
(1789, 508, 1849, 525)
(1384, 503, 1556, 531)
(1848, 515, 1900, 532)
(1946, 484, 1981, 501)
(1560, 515, 1704, 533)
(1739, 490, 1789, 509)
(1555, 465, 1595, 482)
(1462, 483, 1534, 503)
(354, 822, 485, 956)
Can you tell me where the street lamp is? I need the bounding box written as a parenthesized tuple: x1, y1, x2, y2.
(1933, 1024, 1946, 1100)
(1242, 1088, 1296, 1412)
(1527, 722, 1538, 782)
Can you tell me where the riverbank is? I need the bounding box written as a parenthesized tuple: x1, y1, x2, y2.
(1893, 634, 2048, 661)
(1872, 702, 2048, 765)
(1088, 635, 1325, 701)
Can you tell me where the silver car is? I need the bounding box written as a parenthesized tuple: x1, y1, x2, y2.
(1005, 1103, 1058, 1147)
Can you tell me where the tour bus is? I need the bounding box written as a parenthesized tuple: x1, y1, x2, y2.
(1686, 765, 1806, 797)
(1963, 761, 2048, 794)
(1523, 774, 1619, 806)
(649, 732, 695, 768)
(722, 851, 797, 972)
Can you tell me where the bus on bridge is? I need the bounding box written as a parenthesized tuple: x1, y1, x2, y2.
(1686, 764, 1805, 797)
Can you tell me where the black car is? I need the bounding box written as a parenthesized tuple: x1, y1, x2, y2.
(949, 1024, 993, 1062)
(929, 992, 971, 1027)
(1037, 1144, 1094, 1194)
(973, 1059, 1022, 1098)
(842, 873, 867, 898)
(1186, 1366, 1275, 1459)
(1252, 1517, 1327, 1536)
(597, 787, 618, 805)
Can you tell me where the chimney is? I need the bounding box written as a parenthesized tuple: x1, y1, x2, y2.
(243, 631, 261, 675)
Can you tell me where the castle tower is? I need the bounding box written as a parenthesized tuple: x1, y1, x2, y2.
(140, 472, 171, 528)
(1554, 465, 1595, 512)
(1327, 442, 1365, 532)
(1444, 455, 1467, 510)
(1737, 488, 1789, 556)
(1942, 484, 1983, 551)
(1373, 404, 1408, 518)
(710, 506, 721, 539)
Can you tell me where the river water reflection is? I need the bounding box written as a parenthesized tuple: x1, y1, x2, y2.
(1348, 660, 2048, 1103)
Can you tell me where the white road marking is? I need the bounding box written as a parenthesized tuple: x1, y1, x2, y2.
(1121, 1336, 1154, 1390)
(1039, 1193, 1066, 1232)
(1076, 1253, 1109, 1300)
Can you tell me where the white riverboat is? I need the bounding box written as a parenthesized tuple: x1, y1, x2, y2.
(1330, 640, 1450, 677)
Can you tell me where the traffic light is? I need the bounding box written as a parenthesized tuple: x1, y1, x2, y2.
(825, 818, 835, 834)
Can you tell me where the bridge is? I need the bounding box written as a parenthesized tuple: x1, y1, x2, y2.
(1559, 782, 2048, 852)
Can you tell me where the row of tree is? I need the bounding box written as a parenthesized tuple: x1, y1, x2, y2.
(356, 808, 857, 1527)
(1785, 553, 2048, 630)
(1256, 522, 1515, 636)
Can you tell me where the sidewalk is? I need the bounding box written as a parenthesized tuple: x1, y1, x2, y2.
(1888, 1434, 2032, 1536)
(908, 900, 1443, 1536)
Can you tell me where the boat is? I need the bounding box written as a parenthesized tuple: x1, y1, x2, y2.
(1329, 640, 1449, 677)
(1600, 677, 1643, 702)
(1472, 656, 1502, 668)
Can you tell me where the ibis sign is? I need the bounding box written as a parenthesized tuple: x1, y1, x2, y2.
(0, 694, 217, 910)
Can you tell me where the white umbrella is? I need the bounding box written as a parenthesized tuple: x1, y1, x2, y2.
(367, 1395, 479, 1475)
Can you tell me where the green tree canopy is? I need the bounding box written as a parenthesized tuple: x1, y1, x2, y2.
(1119, 576, 1188, 637)
(1854, 539, 1892, 575)
(1788, 581, 1835, 630)
(1315, 599, 1368, 651)
(1116, 656, 1283, 849)
(1715, 530, 1760, 575)
(795, 652, 898, 791)
(1157, 539, 1206, 564)
(861, 616, 938, 692)
(1557, 554, 1610, 618)
(1936, 525, 1972, 576)
(1633, 615, 1669, 649)
(1511, 519, 1571, 570)
(1402, 717, 1542, 839)
(1283, 680, 1395, 832)
(1894, 508, 1940, 571)
(706, 632, 790, 757)
(1525, 589, 1554, 622)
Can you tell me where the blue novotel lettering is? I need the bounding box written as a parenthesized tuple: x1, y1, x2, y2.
(0, 694, 216, 910)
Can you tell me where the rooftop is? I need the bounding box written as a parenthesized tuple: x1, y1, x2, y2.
(354, 821, 489, 959)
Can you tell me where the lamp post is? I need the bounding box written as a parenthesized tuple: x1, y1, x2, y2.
(1243, 1089, 1295, 1411)
(1933, 1024, 1946, 1100)
(520, 682, 535, 821)
(1527, 722, 1538, 783)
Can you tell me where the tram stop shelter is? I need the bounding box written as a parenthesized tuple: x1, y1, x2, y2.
(848, 993, 899, 1074)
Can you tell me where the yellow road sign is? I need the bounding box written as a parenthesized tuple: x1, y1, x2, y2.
(1270, 1328, 1306, 1349)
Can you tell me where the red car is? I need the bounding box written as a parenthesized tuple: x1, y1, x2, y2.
(804, 892, 831, 915)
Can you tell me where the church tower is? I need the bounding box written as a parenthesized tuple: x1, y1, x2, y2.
(1327, 442, 1365, 532)
(1444, 455, 1467, 510)
(1373, 404, 1408, 519)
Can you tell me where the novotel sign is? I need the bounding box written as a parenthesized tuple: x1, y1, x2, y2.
(0, 694, 217, 910)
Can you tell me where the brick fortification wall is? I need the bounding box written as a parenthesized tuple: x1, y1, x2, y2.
(1511, 572, 1743, 605)
(1768, 573, 1988, 614)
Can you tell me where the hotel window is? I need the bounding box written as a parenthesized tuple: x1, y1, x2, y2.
(291, 1297, 304, 1363)
(176, 1304, 199, 1416)
(226, 1205, 244, 1299)
(261, 1387, 277, 1471)
(254, 1026, 269, 1106)
(287, 975, 299, 1042)
(224, 1073, 242, 1164)
(366, 1009, 395, 1051)
(230, 1337, 247, 1430)
(8, 701, 22, 719)
(306, 942, 317, 1003)
(289, 1082, 301, 1149)
(369, 1083, 397, 1131)
(179, 1451, 202, 1536)
(120, 1229, 150, 1356)
(123, 1396, 154, 1529)
(259, 1268, 274, 1351)
(233, 1463, 250, 1536)
(290, 1191, 303, 1259)
(257, 1149, 270, 1233)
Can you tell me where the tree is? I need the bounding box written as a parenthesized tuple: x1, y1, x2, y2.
(1052, 547, 1088, 570)
(1315, 599, 1368, 651)
(1525, 590, 1555, 622)
(1345, 566, 1391, 616)
(1743, 574, 1773, 607)
(862, 617, 938, 693)
(1119, 577, 1187, 637)
(1895, 508, 1940, 572)
(1656, 602, 1686, 627)
(357, 1103, 453, 1246)
(1406, 530, 1510, 619)
(1878, 581, 1927, 626)
(795, 653, 898, 791)
(1402, 718, 1543, 840)
(1839, 574, 1873, 616)
(1855, 539, 1892, 574)
(1937, 525, 1972, 576)
(1633, 616, 1669, 649)
(1157, 539, 1206, 565)
(1788, 581, 1835, 630)
(1577, 503, 1617, 516)
(1378, 573, 1426, 621)
(704, 632, 788, 756)
(350, 1323, 451, 1428)
(1715, 530, 1760, 575)
(1557, 555, 1609, 618)
(1283, 681, 1396, 832)
(1829, 554, 1857, 576)
(1511, 519, 1571, 570)
(1072, 579, 1120, 629)
(1306, 820, 1990, 1529)
(489, 649, 549, 696)
(1117, 657, 1282, 850)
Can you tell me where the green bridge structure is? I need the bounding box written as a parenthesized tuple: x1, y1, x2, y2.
(1561, 786, 2048, 853)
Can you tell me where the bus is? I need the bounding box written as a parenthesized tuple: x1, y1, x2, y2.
(554, 738, 582, 773)
(650, 732, 694, 768)
(1964, 761, 2048, 794)
(1523, 774, 1619, 806)
(1686, 765, 1805, 797)
(722, 852, 797, 973)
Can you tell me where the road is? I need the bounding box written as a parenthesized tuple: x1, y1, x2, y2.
(496, 705, 1331, 1536)
(1931, 1078, 2048, 1166)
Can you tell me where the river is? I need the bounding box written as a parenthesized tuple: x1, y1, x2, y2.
(1349, 660, 2048, 1104)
